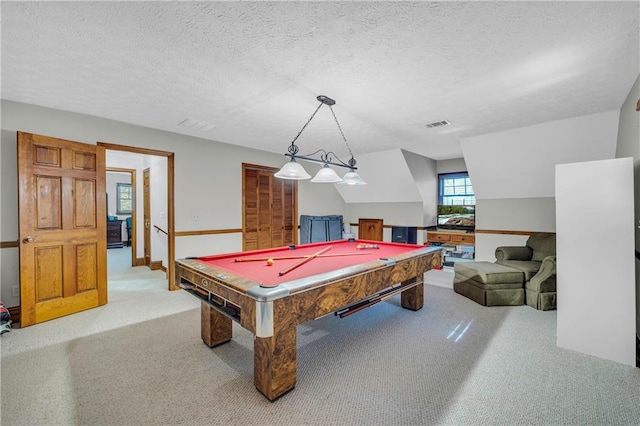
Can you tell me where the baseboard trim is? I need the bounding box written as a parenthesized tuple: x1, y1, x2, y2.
(149, 260, 164, 271)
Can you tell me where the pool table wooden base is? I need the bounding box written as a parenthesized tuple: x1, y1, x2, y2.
(200, 277, 427, 401)
(177, 241, 441, 401)
(201, 302, 232, 348)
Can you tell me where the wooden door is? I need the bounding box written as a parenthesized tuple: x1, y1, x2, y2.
(18, 132, 107, 326)
(358, 218, 384, 241)
(243, 164, 297, 250)
(271, 176, 284, 247)
(257, 171, 273, 248)
(143, 168, 151, 266)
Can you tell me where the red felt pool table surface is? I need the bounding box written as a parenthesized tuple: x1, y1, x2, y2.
(197, 239, 423, 287)
(176, 238, 441, 401)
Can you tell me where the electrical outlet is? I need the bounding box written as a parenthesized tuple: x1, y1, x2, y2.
(191, 213, 200, 221)
(12, 286, 19, 297)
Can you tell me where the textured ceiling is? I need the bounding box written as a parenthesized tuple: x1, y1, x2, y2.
(2, 1, 638, 160)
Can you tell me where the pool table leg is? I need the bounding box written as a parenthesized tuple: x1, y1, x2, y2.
(201, 301, 232, 347)
(401, 279, 424, 311)
(253, 322, 297, 401)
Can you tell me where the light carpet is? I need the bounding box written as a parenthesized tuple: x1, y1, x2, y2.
(1, 250, 639, 425)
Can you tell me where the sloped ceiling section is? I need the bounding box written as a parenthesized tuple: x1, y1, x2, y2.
(401, 150, 438, 226)
(334, 149, 423, 203)
(460, 110, 621, 200)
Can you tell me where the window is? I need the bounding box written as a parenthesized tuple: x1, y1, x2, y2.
(439, 172, 475, 205)
(116, 183, 133, 214)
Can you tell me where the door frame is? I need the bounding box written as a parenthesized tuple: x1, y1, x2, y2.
(106, 167, 137, 267)
(143, 167, 151, 267)
(98, 142, 177, 290)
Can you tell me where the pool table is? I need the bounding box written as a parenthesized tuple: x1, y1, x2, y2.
(174, 239, 441, 401)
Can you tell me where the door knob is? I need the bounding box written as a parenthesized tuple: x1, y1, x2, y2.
(23, 237, 34, 243)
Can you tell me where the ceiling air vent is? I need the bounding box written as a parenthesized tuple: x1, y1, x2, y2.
(425, 120, 451, 129)
(177, 118, 216, 132)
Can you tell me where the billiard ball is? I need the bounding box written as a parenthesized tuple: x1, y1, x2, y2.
(266, 258, 274, 266)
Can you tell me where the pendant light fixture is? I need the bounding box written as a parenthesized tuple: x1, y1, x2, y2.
(274, 95, 366, 185)
(310, 164, 342, 183)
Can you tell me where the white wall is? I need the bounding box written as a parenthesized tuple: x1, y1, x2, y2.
(436, 157, 467, 175)
(461, 110, 620, 256)
(475, 197, 556, 261)
(175, 233, 243, 259)
(335, 149, 423, 203)
(149, 155, 168, 268)
(106, 171, 131, 220)
(297, 178, 347, 218)
(462, 109, 620, 200)
(0, 129, 19, 305)
(106, 150, 158, 260)
(556, 157, 635, 366)
(402, 149, 438, 227)
(615, 74, 640, 161)
(0, 100, 347, 305)
(614, 72, 640, 350)
(344, 202, 424, 243)
(335, 148, 440, 239)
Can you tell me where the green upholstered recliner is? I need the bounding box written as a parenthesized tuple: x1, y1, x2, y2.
(453, 261, 525, 306)
(495, 233, 556, 310)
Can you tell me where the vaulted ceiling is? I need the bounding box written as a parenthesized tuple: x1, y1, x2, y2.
(2, 1, 638, 161)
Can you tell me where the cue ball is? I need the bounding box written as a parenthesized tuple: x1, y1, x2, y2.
(266, 258, 274, 266)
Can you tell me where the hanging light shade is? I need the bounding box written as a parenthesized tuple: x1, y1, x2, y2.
(274, 95, 365, 185)
(310, 164, 342, 183)
(337, 169, 367, 185)
(274, 158, 311, 180)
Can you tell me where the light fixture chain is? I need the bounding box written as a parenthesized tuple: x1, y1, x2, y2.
(328, 105, 355, 162)
(288, 103, 324, 153)
(277, 95, 365, 184)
